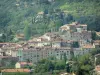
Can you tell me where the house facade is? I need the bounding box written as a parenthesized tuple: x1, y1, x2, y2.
(17, 47, 71, 63)
(73, 44, 95, 57)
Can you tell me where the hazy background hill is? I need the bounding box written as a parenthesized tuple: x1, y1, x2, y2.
(0, 0, 100, 41)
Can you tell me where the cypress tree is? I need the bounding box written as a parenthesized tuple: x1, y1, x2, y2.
(24, 21, 31, 40)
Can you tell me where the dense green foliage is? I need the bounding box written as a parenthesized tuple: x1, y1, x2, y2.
(74, 54, 94, 75)
(0, 29, 14, 42)
(34, 59, 66, 74)
(0, 0, 100, 42)
(24, 21, 31, 40)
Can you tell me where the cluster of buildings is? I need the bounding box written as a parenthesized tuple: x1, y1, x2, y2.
(0, 22, 100, 65)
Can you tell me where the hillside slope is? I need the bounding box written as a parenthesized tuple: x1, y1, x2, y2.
(0, 0, 100, 42)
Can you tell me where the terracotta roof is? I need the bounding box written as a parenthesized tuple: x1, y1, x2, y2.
(28, 32, 60, 43)
(67, 22, 87, 28)
(27, 40, 73, 43)
(1, 69, 30, 72)
(1, 43, 22, 49)
(60, 25, 70, 30)
(18, 62, 33, 66)
(82, 44, 95, 48)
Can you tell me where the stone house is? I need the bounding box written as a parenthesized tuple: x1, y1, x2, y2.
(15, 62, 33, 69)
(71, 31, 92, 42)
(1, 43, 22, 57)
(59, 22, 90, 43)
(73, 44, 95, 57)
(93, 40, 100, 48)
(18, 47, 71, 63)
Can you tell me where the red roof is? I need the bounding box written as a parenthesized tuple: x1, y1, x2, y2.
(18, 62, 33, 66)
(1, 69, 30, 72)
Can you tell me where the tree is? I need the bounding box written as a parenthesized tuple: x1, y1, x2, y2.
(0, 29, 15, 42)
(0, 33, 6, 42)
(63, 53, 67, 62)
(24, 21, 31, 40)
(66, 62, 71, 73)
(72, 42, 79, 48)
(91, 48, 100, 56)
(72, 54, 94, 75)
(55, 60, 66, 70)
(0, 0, 11, 30)
(91, 31, 97, 40)
(44, 60, 54, 71)
(7, 29, 15, 41)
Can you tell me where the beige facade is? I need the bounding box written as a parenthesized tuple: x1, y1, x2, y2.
(1, 43, 22, 57)
(15, 62, 21, 68)
(73, 44, 95, 57)
(59, 22, 91, 46)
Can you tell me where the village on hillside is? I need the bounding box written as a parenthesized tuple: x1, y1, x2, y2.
(0, 22, 100, 75)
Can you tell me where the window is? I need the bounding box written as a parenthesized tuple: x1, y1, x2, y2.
(24, 54, 26, 56)
(34, 55, 36, 57)
(37, 55, 39, 57)
(67, 51, 69, 55)
(67, 51, 69, 53)
(57, 51, 59, 53)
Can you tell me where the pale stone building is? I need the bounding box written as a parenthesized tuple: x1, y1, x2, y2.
(73, 44, 95, 57)
(18, 47, 71, 63)
(1, 43, 22, 57)
(59, 22, 91, 46)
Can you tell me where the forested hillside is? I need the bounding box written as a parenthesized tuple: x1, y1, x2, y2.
(0, 0, 100, 42)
